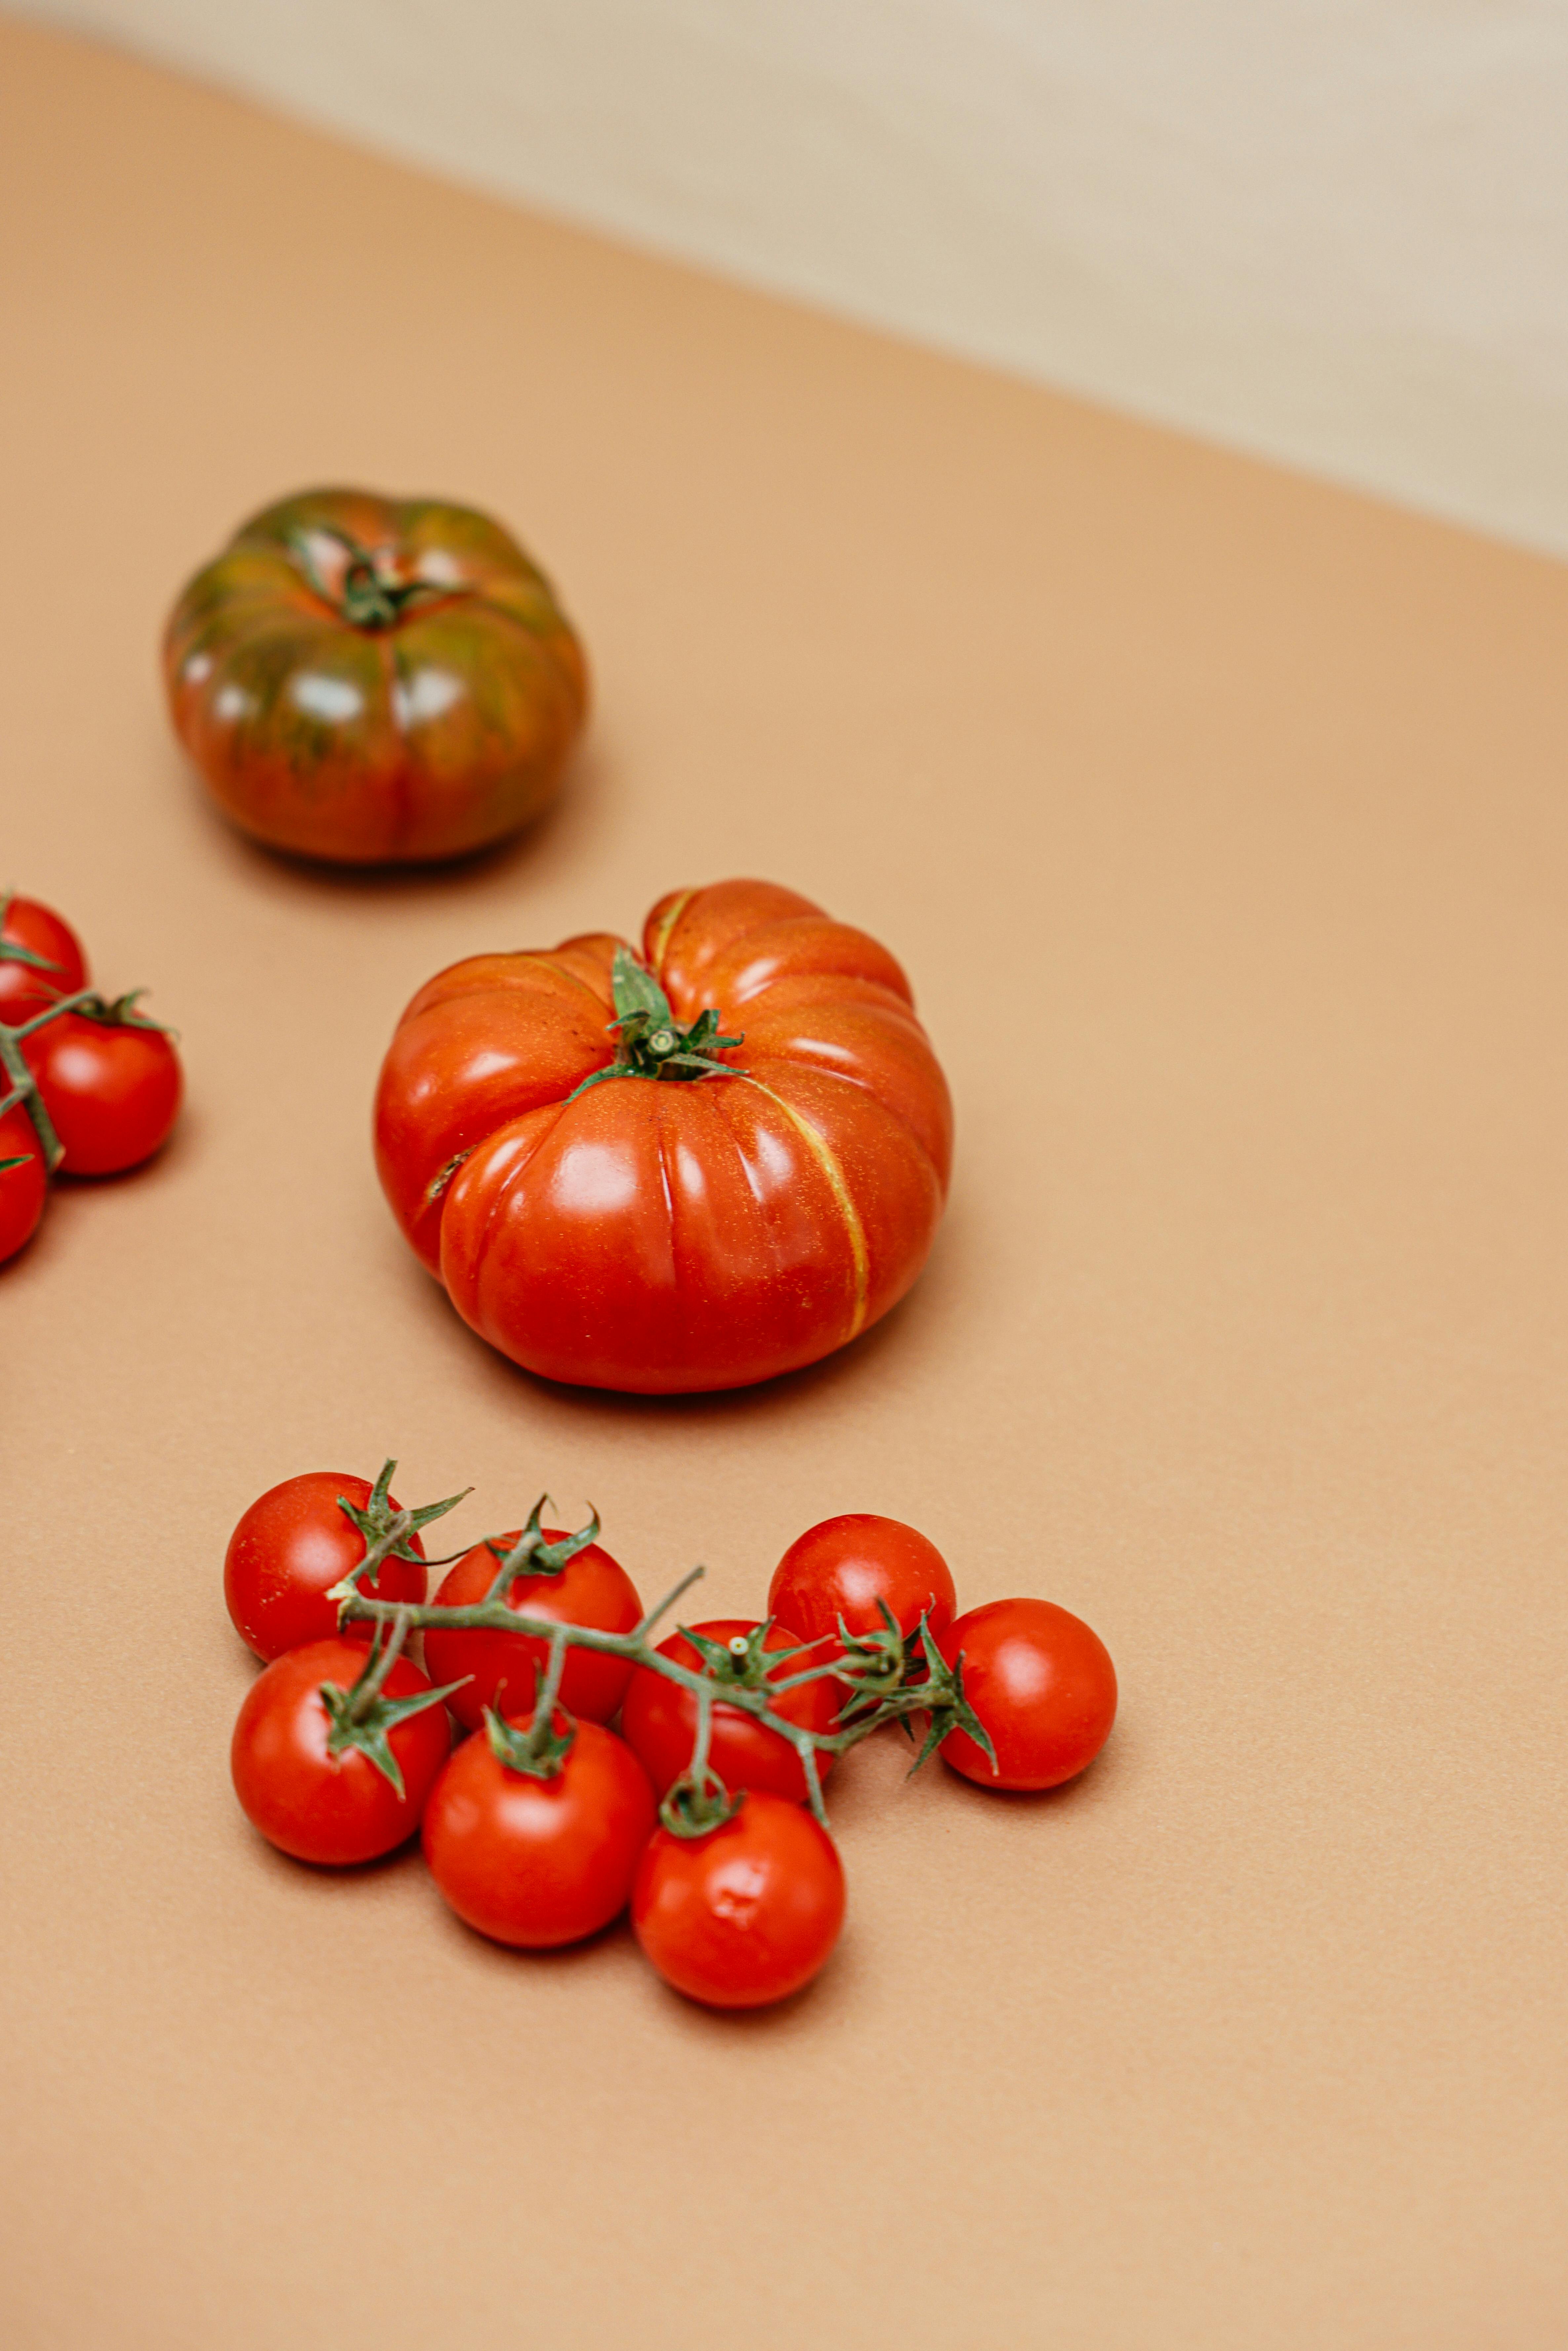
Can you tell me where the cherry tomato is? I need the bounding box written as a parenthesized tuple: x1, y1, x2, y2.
(0, 1106, 46, 1264)
(373, 878, 952, 1393)
(223, 1472, 428, 1662)
(423, 1714, 656, 1947)
(164, 488, 587, 864)
(0, 895, 87, 1023)
(24, 1010, 181, 1175)
(422, 1529, 643, 1732)
(632, 1791, 846, 2009)
(937, 1599, 1117, 1791)
(620, 1618, 839, 1806)
(768, 1513, 956, 1655)
(231, 1638, 450, 1864)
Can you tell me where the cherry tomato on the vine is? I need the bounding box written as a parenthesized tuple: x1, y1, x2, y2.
(620, 1618, 839, 1806)
(423, 1714, 656, 1947)
(768, 1513, 956, 1653)
(231, 1638, 450, 1865)
(24, 1010, 181, 1175)
(937, 1599, 1117, 1791)
(632, 1791, 846, 2009)
(0, 895, 87, 1023)
(224, 1472, 428, 1662)
(422, 1531, 643, 1732)
(0, 1107, 46, 1264)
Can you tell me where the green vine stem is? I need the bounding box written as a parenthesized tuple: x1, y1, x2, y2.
(0, 987, 98, 1169)
(324, 1461, 995, 1830)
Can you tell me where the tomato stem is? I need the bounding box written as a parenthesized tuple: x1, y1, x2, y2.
(330, 1468, 997, 1829)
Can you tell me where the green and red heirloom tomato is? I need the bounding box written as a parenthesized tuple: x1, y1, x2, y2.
(423, 1713, 656, 1948)
(620, 1618, 840, 1805)
(632, 1791, 846, 2009)
(373, 879, 953, 1392)
(23, 1006, 181, 1175)
(937, 1599, 1117, 1791)
(422, 1528, 643, 1732)
(163, 487, 588, 865)
(0, 895, 87, 1023)
(0, 1109, 46, 1263)
(768, 1513, 956, 1654)
(224, 1472, 429, 1663)
(231, 1638, 451, 1865)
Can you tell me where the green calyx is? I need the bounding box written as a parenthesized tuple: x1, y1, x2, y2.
(565, 949, 744, 1106)
(321, 1668, 467, 1796)
(286, 527, 447, 633)
(327, 1458, 472, 1619)
(483, 1495, 601, 1593)
(900, 1621, 997, 1777)
(484, 1702, 577, 1781)
(0, 894, 60, 977)
(0, 1152, 32, 1175)
(660, 1769, 744, 1839)
(680, 1619, 804, 1692)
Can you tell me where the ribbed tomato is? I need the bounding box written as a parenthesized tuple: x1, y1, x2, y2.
(373, 879, 953, 1392)
(163, 488, 587, 864)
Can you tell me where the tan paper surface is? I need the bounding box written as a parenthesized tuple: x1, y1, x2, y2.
(3, 19, 1565, 2348)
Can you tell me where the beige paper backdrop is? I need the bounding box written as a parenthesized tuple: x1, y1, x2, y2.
(2, 19, 1566, 2349)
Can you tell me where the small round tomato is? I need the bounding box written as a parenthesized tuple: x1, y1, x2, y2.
(224, 1471, 428, 1662)
(768, 1513, 956, 1653)
(620, 1619, 839, 1806)
(937, 1598, 1117, 1791)
(231, 1638, 451, 1864)
(423, 1714, 656, 1948)
(632, 1791, 846, 2009)
(0, 895, 87, 1022)
(24, 1010, 181, 1175)
(422, 1531, 643, 1732)
(0, 1106, 46, 1264)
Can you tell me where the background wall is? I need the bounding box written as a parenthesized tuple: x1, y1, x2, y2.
(15, 0, 1568, 555)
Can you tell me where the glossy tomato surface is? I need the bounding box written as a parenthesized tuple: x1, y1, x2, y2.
(0, 896, 87, 1023)
(373, 879, 953, 1391)
(24, 1012, 181, 1175)
(164, 488, 588, 864)
(768, 1513, 956, 1652)
(937, 1599, 1117, 1791)
(231, 1638, 450, 1864)
(0, 1106, 46, 1263)
(632, 1792, 846, 2009)
(422, 1530, 643, 1732)
(224, 1471, 428, 1662)
(423, 1715, 656, 1948)
(620, 1619, 839, 1805)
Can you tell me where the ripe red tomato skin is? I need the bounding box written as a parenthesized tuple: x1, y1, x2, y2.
(937, 1599, 1117, 1792)
(23, 1014, 181, 1175)
(0, 897, 87, 1022)
(632, 1792, 846, 2009)
(223, 1472, 428, 1662)
(768, 1513, 956, 1654)
(0, 1107, 46, 1264)
(422, 1533, 643, 1732)
(230, 1639, 451, 1865)
(619, 1618, 839, 1805)
(423, 1715, 656, 1948)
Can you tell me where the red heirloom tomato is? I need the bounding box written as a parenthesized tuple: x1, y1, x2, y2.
(164, 488, 588, 865)
(0, 895, 87, 1022)
(768, 1513, 956, 1653)
(620, 1618, 839, 1805)
(937, 1599, 1117, 1791)
(373, 879, 953, 1392)
(224, 1471, 428, 1662)
(23, 1009, 181, 1174)
(0, 1107, 46, 1264)
(632, 1792, 846, 2009)
(231, 1638, 451, 1864)
(423, 1714, 656, 1948)
(422, 1529, 643, 1732)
